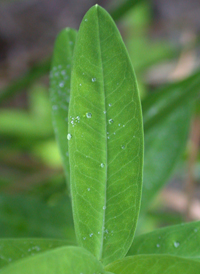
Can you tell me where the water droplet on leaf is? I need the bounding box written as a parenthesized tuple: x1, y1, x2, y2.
(174, 241, 180, 248)
(59, 81, 64, 88)
(86, 112, 92, 118)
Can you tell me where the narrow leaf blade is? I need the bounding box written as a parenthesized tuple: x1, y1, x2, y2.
(50, 28, 77, 185)
(105, 254, 200, 274)
(140, 71, 200, 211)
(0, 246, 105, 274)
(142, 102, 192, 211)
(128, 221, 200, 259)
(68, 5, 143, 265)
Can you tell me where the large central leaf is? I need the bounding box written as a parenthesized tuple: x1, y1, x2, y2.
(68, 5, 143, 266)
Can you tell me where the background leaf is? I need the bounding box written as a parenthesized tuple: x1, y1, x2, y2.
(128, 221, 200, 259)
(142, 102, 192, 211)
(0, 238, 72, 269)
(0, 246, 105, 274)
(68, 5, 143, 265)
(140, 70, 200, 211)
(105, 254, 200, 274)
(50, 28, 77, 186)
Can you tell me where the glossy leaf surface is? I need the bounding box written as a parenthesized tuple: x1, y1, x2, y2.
(0, 246, 105, 274)
(128, 221, 200, 259)
(50, 28, 77, 185)
(68, 5, 143, 265)
(106, 254, 200, 274)
(0, 238, 72, 269)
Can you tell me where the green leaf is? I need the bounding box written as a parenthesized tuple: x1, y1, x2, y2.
(140, 70, 200, 211)
(50, 28, 77, 185)
(128, 221, 200, 259)
(0, 238, 72, 269)
(143, 70, 200, 132)
(0, 246, 106, 274)
(141, 102, 192, 211)
(109, 0, 145, 21)
(105, 254, 200, 274)
(68, 5, 143, 265)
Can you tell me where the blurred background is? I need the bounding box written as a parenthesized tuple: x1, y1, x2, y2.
(0, 0, 200, 240)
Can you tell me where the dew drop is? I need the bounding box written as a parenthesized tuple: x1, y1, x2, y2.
(98, 231, 101, 234)
(59, 81, 64, 88)
(121, 145, 125, 149)
(156, 244, 160, 248)
(108, 119, 114, 124)
(107, 136, 110, 139)
(79, 83, 82, 86)
(92, 78, 96, 82)
(85, 18, 88, 21)
(174, 241, 180, 248)
(89, 233, 93, 237)
(67, 133, 72, 140)
(103, 110, 106, 114)
(103, 206, 106, 210)
(83, 237, 86, 240)
(87, 188, 90, 191)
(100, 163, 104, 168)
(194, 228, 198, 232)
(123, 125, 125, 127)
(118, 123, 121, 126)
(86, 112, 92, 118)
(108, 103, 112, 107)
(61, 70, 66, 75)
(113, 132, 116, 135)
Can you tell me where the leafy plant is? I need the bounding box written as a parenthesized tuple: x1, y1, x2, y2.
(0, 4, 200, 274)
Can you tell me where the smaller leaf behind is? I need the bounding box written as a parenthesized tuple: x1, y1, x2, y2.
(50, 28, 77, 186)
(128, 221, 200, 260)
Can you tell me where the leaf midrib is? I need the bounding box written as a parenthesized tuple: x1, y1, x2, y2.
(96, 6, 108, 261)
